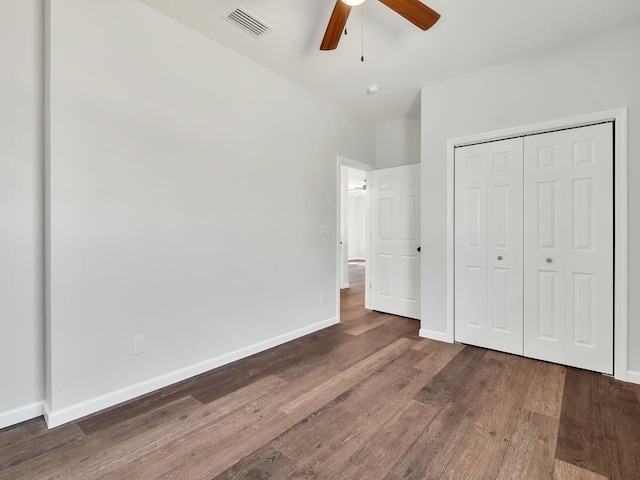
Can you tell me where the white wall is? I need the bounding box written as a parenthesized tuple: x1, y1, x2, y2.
(420, 23, 640, 374)
(348, 193, 366, 260)
(375, 116, 420, 168)
(0, 0, 45, 428)
(46, 0, 374, 420)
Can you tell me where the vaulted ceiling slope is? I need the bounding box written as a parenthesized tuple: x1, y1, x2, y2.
(139, 0, 640, 123)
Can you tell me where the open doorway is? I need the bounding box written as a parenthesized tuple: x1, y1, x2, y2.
(344, 165, 366, 287)
(338, 157, 373, 316)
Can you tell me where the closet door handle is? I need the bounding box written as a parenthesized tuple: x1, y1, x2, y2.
(546, 258, 553, 263)
(417, 246, 421, 252)
(497, 256, 503, 261)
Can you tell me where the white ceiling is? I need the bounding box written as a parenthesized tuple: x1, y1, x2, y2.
(140, 0, 640, 124)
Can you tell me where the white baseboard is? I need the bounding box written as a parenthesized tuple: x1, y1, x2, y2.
(44, 317, 338, 429)
(419, 328, 454, 343)
(340, 283, 350, 289)
(626, 370, 640, 385)
(0, 401, 44, 430)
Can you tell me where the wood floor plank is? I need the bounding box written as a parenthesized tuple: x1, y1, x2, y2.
(413, 345, 487, 408)
(1, 395, 203, 480)
(0, 423, 84, 472)
(279, 337, 416, 421)
(77, 388, 194, 436)
(410, 337, 442, 353)
(390, 355, 506, 479)
(326, 400, 438, 480)
(327, 323, 419, 372)
(24, 376, 285, 480)
(599, 375, 640, 480)
(343, 318, 387, 336)
(186, 341, 307, 404)
(553, 459, 608, 480)
(95, 370, 335, 480)
(272, 348, 428, 463)
(277, 324, 383, 382)
(556, 368, 609, 478)
(211, 444, 297, 480)
(413, 341, 465, 373)
(283, 404, 425, 480)
(155, 412, 297, 480)
(524, 361, 567, 419)
(442, 355, 537, 479)
(278, 318, 415, 384)
(0, 418, 49, 451)
(382, 473, 402, 480)
(484, 349, 517, 362)
(496, 409, 558, 480)
(274, 354, 432, 480)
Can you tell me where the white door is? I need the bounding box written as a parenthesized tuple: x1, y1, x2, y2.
(370, 164, 420, 319)
(454, 138, 524, 354)
(524, 123, 613, 374)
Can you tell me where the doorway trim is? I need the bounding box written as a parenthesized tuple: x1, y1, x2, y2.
(441, 108, 628, 382)
(336, 156, 374, 323)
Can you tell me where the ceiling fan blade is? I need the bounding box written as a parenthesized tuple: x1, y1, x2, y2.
(320, 0, 352, 51)
(377, 0, 440, 30)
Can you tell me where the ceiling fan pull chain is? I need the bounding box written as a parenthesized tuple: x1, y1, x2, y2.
(361, 16, 365, 62)
(344, 1, 348, 35)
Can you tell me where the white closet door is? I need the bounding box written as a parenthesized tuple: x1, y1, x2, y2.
(455, 138, 524, 354)
(370, 164, 421, 319)
(524, 123, 613, 374)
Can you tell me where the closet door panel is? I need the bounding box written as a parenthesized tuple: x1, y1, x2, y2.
(524, 145, 566, 363)
(455, 150, 487, 346)
(486, 141, 524, 354)
(455, 138, 523, 353)
(565, 124, 613, 373)
(524, 123, 613, 374)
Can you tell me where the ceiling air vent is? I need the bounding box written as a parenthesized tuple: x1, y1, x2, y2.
(224, 7, 272, 38)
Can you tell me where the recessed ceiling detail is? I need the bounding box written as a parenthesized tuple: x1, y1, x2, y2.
(224, 7, 272, 38)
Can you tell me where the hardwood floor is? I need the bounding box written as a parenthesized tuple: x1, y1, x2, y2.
(2, 263, 640, 479)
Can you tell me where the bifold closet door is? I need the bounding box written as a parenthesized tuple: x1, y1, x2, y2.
(524, 123, 613, 374)
(454, 138, 524, 354)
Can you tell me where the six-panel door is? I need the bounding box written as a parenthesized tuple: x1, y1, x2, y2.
(523, 123, 613, 374)
(370, 164, 421, 319)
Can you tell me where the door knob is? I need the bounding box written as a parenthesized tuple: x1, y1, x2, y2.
(546, 258, 553, 263)
(417, 246, 421, 252)
(497, 256, 503, 261)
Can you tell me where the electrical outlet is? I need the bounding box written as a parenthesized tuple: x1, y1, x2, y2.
(133, 335, 146, 355)
(320, 225, 328, 236)
(319, 292, 326, 305)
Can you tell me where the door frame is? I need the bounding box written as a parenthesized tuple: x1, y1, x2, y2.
(441, 108, 628, 381)
(336, 156, 374, 322)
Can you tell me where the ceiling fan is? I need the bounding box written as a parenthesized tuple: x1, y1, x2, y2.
(320, 0, 440, 51)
